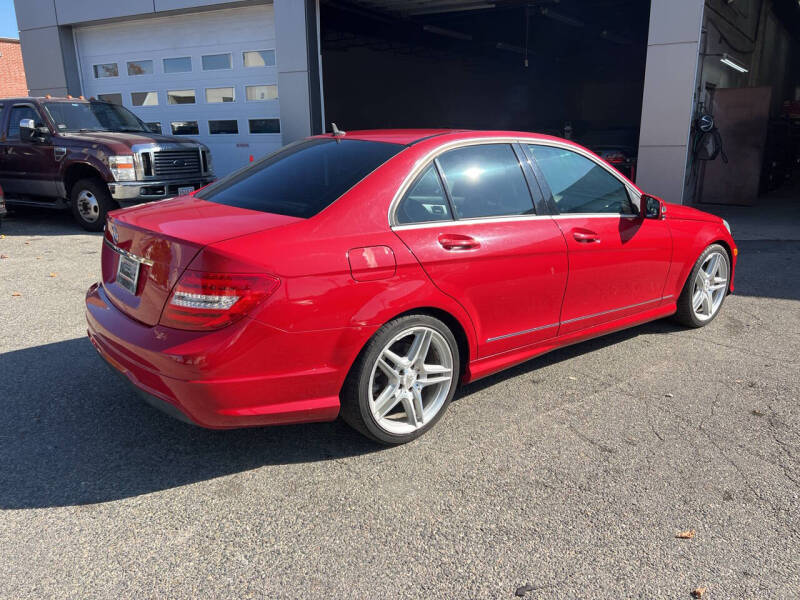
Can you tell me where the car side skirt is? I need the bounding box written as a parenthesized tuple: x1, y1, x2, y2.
(465, 300, 677, 383)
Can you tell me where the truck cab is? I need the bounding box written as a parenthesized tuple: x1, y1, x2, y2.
(0, 97, 214, 230)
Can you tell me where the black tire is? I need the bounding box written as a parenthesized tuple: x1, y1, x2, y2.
(673, 243, 730, 328)
(340, 314, 460, 445)
(70, 178, 116, 232)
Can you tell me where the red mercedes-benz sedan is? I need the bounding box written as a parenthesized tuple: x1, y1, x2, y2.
(86, 129, 737, 444)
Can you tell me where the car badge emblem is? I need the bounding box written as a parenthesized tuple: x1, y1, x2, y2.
(173, 159, 186, 167)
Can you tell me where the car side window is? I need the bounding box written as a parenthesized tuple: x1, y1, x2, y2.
(7, 106, 42, 140)
(528, 145, 636, 215)
(437, 143, 534, 219)
(396, 164, 453, 224)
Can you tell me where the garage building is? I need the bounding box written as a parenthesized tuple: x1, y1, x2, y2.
(12, 0, 800, 206)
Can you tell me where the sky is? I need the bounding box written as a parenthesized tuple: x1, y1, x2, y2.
(0, 0, 18, 39)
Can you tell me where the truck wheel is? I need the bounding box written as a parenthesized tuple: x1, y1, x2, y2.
(70, 178, 116, 232)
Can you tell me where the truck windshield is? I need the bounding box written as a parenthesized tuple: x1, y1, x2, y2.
(43, 101, 147, 133)
(196, 138, 404, 218)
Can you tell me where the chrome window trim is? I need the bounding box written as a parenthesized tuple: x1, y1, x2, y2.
(388, 136, 641, 228)
(485, 295, 674, 343)
(393, 213, 554, 231)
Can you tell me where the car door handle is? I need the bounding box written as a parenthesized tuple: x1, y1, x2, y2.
(438, 233, 480, 251)
(572, 229, 600, 243)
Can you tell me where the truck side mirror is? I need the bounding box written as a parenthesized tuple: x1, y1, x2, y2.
(641, 194, 665, 219)
(19, 119, 37, 142)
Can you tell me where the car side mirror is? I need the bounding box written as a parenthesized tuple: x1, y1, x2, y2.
(641, 194, 665, 220)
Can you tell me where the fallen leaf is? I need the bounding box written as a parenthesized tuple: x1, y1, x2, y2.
(568, 376, 577, 381)
(36, 256, 42, 260)
(48, 272, 57, 278)
(751, 410, 765, 417)
(0, 234, 4, 238)
(665, 393, 674, 398)
(24, 241, 30, 245)
(0, 254, 8, 259)
(11, 292, 21, 297)
(692, 586, 707, 598)
(676, 529, 696, 539)
(515, 584, 534, 597)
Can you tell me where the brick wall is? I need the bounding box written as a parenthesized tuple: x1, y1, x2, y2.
(0, 39, 28, 97)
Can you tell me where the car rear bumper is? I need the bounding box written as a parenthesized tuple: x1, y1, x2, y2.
(85, 282, 358, 429)
(109, 177, 215, 205)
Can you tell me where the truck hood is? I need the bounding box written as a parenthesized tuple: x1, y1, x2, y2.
(665, 202, 723, 224)
(59, 131, 202, 153)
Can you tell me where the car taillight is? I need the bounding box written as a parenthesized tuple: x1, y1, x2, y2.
(159, 271, 279, 331)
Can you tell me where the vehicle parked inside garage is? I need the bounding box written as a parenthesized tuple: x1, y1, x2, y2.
(0, 97, 214, 231)
(86, 129, 737, 445)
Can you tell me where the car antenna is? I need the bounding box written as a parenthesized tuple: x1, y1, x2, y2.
(331, 122, 346, 138)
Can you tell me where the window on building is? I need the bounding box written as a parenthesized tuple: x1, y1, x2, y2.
(98, 93, 123, 105)
(202, 53, 232, 70)
(205, 87, 235, 103)
(93, 63, 119, 78)
(131, 92, 158, 107)
(436, 144, 534, 219)
(127, 60, 153, 76)
(245, 85, 278, 101)
(527, 145, 636, 215)
(243, 50, 276, 67)
(396, 164, 453, 224)
(171, 121, 199, 135)
(163, 57, 192, 73)
(248, 118, 280, 134)
(7, 105, 42, 139)
(167, 90, 196, 105)
(209, 120, 239, 135)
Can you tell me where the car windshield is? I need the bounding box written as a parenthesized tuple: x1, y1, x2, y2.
(196, 138, 404, 218)
(43, 101, 148, 133)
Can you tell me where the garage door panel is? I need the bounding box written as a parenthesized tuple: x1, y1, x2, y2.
(76, 5, 282, 176)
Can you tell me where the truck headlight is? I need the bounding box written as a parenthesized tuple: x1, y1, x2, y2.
(109, 155, 136, 181)
(722, 219, 731, 234)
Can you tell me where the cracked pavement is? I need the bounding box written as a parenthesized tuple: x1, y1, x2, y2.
(1, 206, 798, 599)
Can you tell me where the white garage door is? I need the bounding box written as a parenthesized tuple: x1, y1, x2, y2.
(75, 5, 281, 176)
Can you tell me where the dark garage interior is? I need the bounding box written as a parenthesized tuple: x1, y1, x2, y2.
(320, 0, 651, 178)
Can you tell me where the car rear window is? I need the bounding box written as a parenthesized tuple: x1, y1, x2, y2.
(196, 138, 404, 218)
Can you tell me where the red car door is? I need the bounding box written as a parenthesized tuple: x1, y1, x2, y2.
(526, 143, 672, 334)
(392, 143, 568, 358)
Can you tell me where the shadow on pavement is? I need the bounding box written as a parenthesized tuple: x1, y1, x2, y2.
(0, 337, 381, 509)
(732, 239, 800, 301)
(1, 208, 101, 237)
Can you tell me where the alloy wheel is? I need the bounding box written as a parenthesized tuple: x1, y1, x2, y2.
(691, 251, 728, 321)
(368, 326, 455, 435)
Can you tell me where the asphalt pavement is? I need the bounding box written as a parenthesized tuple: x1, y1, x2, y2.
(1, 205, 798, 599)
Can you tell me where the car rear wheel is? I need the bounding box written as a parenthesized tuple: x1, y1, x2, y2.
(674, 244, 730, 328)
(71, 178, 116, 232)
(341, 314, 460, 445)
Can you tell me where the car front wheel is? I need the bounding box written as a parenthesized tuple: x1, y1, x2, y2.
(674, 243, 730, 327)
(341, 314, 460, 445)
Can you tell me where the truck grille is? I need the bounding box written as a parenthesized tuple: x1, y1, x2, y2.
(152, 150, 202, 177)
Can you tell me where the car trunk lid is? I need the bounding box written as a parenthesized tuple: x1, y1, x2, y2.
(101, 196, 301, 326)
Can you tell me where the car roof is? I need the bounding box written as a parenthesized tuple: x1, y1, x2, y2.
(315, 129, 573, 147)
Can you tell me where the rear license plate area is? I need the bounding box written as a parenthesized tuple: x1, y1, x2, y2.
(116, 254, 140, 294)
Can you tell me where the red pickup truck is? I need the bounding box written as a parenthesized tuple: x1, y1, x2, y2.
(0, 97, 214, 230)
